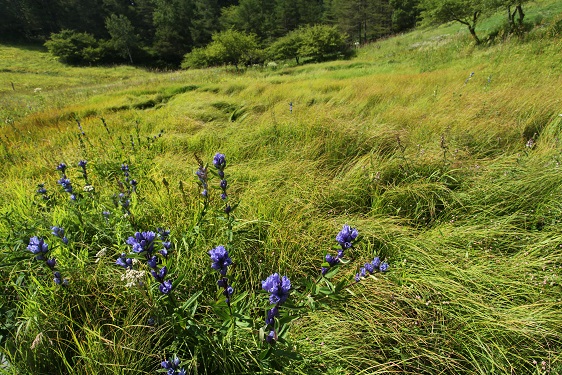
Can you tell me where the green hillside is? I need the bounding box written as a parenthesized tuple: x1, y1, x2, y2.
(2, 1, 562, 374)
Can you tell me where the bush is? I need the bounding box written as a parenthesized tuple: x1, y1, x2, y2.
(182, 30, 262, 69)
(298, 25, 349, 62)
(44, 30, 101, 65)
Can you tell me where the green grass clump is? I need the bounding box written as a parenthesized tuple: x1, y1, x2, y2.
(2, 1, 562, 373)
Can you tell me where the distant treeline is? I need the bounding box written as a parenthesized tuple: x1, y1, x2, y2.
(0, 0, 420, 67)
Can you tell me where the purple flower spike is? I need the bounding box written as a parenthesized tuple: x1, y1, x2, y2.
(371, 257, 381, 269)
(213, 153, 227, 170)
(266, 306, 279, 325)
(151, 266, 167, 283)
(126, 231, 156, 254)
(336, 224, 358, 249)
(208, 245, 232, 276)
(159, 280, 173, 294)
(27, 237, 48, 256)
(365, 262, 375, 274)
(379, 262, 389, 272)
(265, 330, 277, 344)
(325, 254, 339, 266)
(46, 258, 56, 269)
(261, 273, 291, 305)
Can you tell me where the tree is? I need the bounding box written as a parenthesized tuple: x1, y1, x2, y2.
(182, 29, 261, 69)
(389, 0, 421, 32)
(44, 29, 99, 64)
(332, 0, 392, 44)
(152, 0, 194, 66)
(420, 0, 486, 44)
(219, 0, 276, 40)
(298, 25, 349, 61)
(105, 14, 138, 63)
(191, 0, 221, 47)
(267, 29, 304, 64)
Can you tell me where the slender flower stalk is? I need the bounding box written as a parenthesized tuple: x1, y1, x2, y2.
(322, 224, 358, 275)
(354, 256, 389, 282)
(262, 273, 291, 345)
(208, 245, 234, 310)
(27, 236, 67, 285)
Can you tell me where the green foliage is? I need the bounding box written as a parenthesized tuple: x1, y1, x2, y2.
(44, 30, 101, 65)
(105, 14, 138, 64)
(297, 25, 350, 61)
(182, 29, 262, 69)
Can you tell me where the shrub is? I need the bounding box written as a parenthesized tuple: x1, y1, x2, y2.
(182, 30, 262, 69)
(44, 30, 100, 65)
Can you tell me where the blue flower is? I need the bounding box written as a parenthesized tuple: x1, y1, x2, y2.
(27, 237, 48, 257)
(266, 306, 279, 325)
(115, 254, 133, 269)
(224, 205, 232, 214)
(121, 164, 129, 172)
(51, 226, 64, 238)
(56, 163, 67, 173)
(321, 267, 329, 275)
(46, 258, 56, 269)
(265, 330, 276, 344)
(159, 280, 173, 294)
(354, 273, 361, 282)
(161, 356, 181, 373)
(57, 178, 73, 193)
(78, 160, 87, 168)
(208, 245, 232, 276)
(150, 266, 167, 283)
(336, 224, 358, 249)
(126, 231, 156, 255)
(325, 254, 339, 266)
(365, 262, 375, 274)
(261, 273, 291, 305)
(158, 228, 170, 239)
(360, 267, 366, 277)
(213, 153, 226, 170)
(53, 271, 62, 284)
(379, 262, 389, 272)
(147, 256, 158, 269)
(102, 211, 110, 218)
(371, 257, 381, 269)
(220, 179, 228, 190)
(220, 193, 227, 200)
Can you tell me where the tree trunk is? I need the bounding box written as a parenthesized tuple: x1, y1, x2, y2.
(468, 26, 480, 44)
(516, 5, 524, 25)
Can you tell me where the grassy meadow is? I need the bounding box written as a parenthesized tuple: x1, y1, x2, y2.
(2, 1, 562, 373)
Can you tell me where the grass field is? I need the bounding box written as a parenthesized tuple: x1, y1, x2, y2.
(2, 1, 562, 374)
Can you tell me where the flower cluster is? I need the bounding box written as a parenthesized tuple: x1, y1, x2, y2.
(120, 230, 173, 294)
(51, 226, 68, 245)
(322, 224, 358, 275)
(36, 183, 49, 200)
(55, 162, 76, 200)
(208, 245, 234, 305)
(27, 236, 67, 285)
(262, 273, 291, 344)
(161, 357, 186, 375)
(213, 153, 231, 214)
(354, 256, 389, 282)
(78, 160, 90, 186)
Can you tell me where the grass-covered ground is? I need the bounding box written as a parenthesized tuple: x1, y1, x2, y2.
(2, 1, 562, 373)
